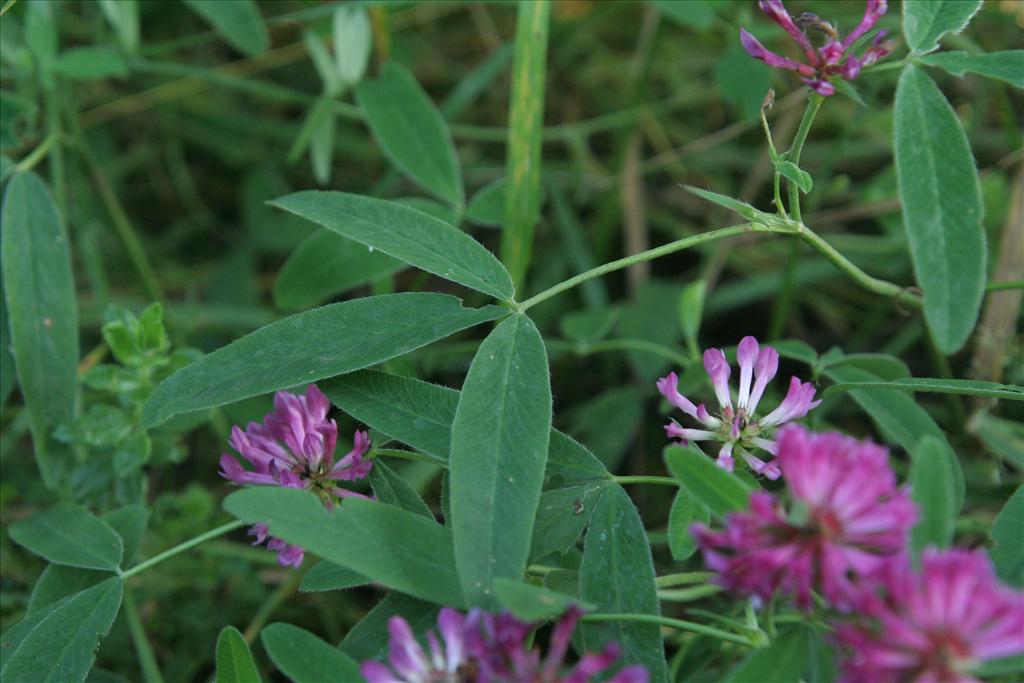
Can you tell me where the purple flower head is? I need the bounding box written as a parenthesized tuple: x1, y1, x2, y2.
(218, 384, 372, 567)
(657, 336, 820, 479)
(836, 549, 1024, 683)
(361, 606, 649, 683)
(740, 0, 893, 96)
(693, 425, 917, 611)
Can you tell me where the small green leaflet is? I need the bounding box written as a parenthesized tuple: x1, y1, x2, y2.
(214, 626, 261, 683)
(903, 0, 982, 55)
(909, 435, 957, 555)
(724, 626, 813, 683)
(918, 50, 1024, 89)
(261, 623, 363, 683)
(184, 0, 268, 57)
(493, 578, 594, 621)
(9, 502, 123, 571)
(665, 445, 751, 518)
(989, 486, 1024, 587)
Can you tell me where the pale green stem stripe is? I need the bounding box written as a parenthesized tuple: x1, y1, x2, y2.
(581, 612, 754, 646)
(124, 588, 165, 683)
(612, 475, 679, 487)
(655, 571, 716, 588)
(120, 520, 246, 579)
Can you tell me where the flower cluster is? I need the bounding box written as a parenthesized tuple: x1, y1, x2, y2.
(657, 336, 819, 479)
(362, 606, 648, 683)
(219, 384, 372, 567)
(740, 0, 893, 96)
(692, 424, 1024, 681)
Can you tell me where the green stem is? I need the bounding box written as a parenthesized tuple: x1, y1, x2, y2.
(124, 588, 165, 683)
(120, 520, 246, 579)
(656, 572, 715, 588)
(987, 279, 1024, 292)
(786, 93, 824, 223)
(796, 225, 922, 308)
(519, 224, 761, 310)
(581, 613, 754, 646)
(612, 475, 679, 487)
(243, 567, 306, 644)
(15, 134, 57, 173)
(546, 338, 693, 367)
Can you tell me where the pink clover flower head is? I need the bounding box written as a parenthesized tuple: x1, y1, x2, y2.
(361, 605, 649, 683)
(657, 336, 820, 479)
(218, 384, 372, 567)
(836, 549, 1024, 683)
(693, 425, 916, 611)
(740, 0, 893, 96)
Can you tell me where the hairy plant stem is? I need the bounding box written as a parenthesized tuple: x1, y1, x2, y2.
(120, 520, 246, 579)
(786, 93, 824, 223)
(581, 613, 756, 647)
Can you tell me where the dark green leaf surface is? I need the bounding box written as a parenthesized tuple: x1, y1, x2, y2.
(183, 0, 268, 56)
(989, 486, 1023, 587)
(919, 50, 1024, 89)
(53, 47, 128, 80)
(101, 506, 148, 566)
(1, 577, 123, 683)
(9, 503, 123, 571)
(225, 488, 464, 606)
(1, 171, 79, 488)
(579, 485, 669, 683)
(465, 178, 507, 227)
(450, 314, 552, 607)
(272, 230, 403, 310)
(668, 487, 708, 561)
(300, 561, 370, 593)
(142, 293, 502, 427)
(369, 460, 434, 519)
(27, 565, 107, 614)
(825, 377, 1023, 401)
(665, 446, 750, 518)
(214, 626, 261, 683)
(894, 65, 985, 353)
(261, 623, 364, 683)
(909, 435, 957, 554)
(903, 0, 982, 55)
(355, 62, 463, 206)
(530, 481, 607, 562)
(339, 592, 438, 662)
(493, 578, 594, 621)
(724, 626, 812, 683)
(270, 193, 512, 300)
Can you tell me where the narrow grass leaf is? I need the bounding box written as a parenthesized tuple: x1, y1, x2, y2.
(184, 0, 268, 56)
(668, 488, 708, 561)
(270, 192, 513, 300)
(53, 47, 128, 80)
(142, 293, 503, 427)
(261, 623, 363, 683)
(989, 486, 1024, 587)
(9, 503, 123, 571)
(225, 488, 464, 606)
(450, 314, 551, 607)
(894, 65, 985, 353)
(665, 445, 750, 518)
(215, 626, 260, 683)
(1, 171, 79, 488)
(579, 485, 669, 683)
(0, 577, 123, 683)
(499, 0, 550, 289)
(355, 62, 463, 206)
(909, 435, 957, 555)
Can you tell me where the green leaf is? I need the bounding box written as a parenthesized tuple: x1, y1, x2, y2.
(974, 414, 1024, 469)
(339, 593, 438, 662)
(102, 505, 148, 566)
(825, 377, 1024, 401)
(355, 62, 463, 206)
(299, 561, 369, 593)
(52, 47, 128, 80)
(989, 486, 1023, 587)
(450, 314, 552, 607)
(309, 104, 336, 186)
(0, 273, 15, 406)
(652, 0, 716, 30)
(273, 230, 403, 310)
(493, 578, 594, 621)
(668, 487, 708, 561)
(261, 623, 364, 683)
(499, 0, 550, 288)
(919, 50, 1024, 89)
(903, 0, 982, 55)
(224, 488, 464, 606)
(578, 485, 669, 683)
(184, 0, 268, 56)
(683, 186, 768, 223)
(369, 460, 434, 519)
(909, 435, 957, 555)
(724, 626, 812, 683)
(270, 193, 512, 300)
(333, 5, 371, 86)
(822, 352, 911, 381)
(678, 280, 706, 350)
(99, 0, 139, 53)
(665, 445, 751, 518)
(9, 503, 123, 571)
(530, 481, 608, 562)
(1, 171, 79, 488)
(825, 363, 965, 510)
(465, 178, 507, 227)
(141, 293, 502, 427)
(894, 65, 985, 353)
(1, 578, 123, 683)
(54, 404, 132, 448)
(774, 160, 812, 194)
(301, 31, 338, 93)
(27, 565, 107, 614)
(215, 626, 261, 683)
(976, 653, 1024, 678)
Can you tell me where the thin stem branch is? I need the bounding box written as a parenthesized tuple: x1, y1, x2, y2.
(124, 588, 165, 683)
(612, 475, 679, 487)
(519, 224, 761, 310)
(120, 520, 246, 579)
(656, 571, 715, 588)
(546, 338, 693, 367)
(15, 134, 57, 173)
(243, 567, 306, 644)
(786, 94, 824, 222)
(581, 613, 754, 646)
